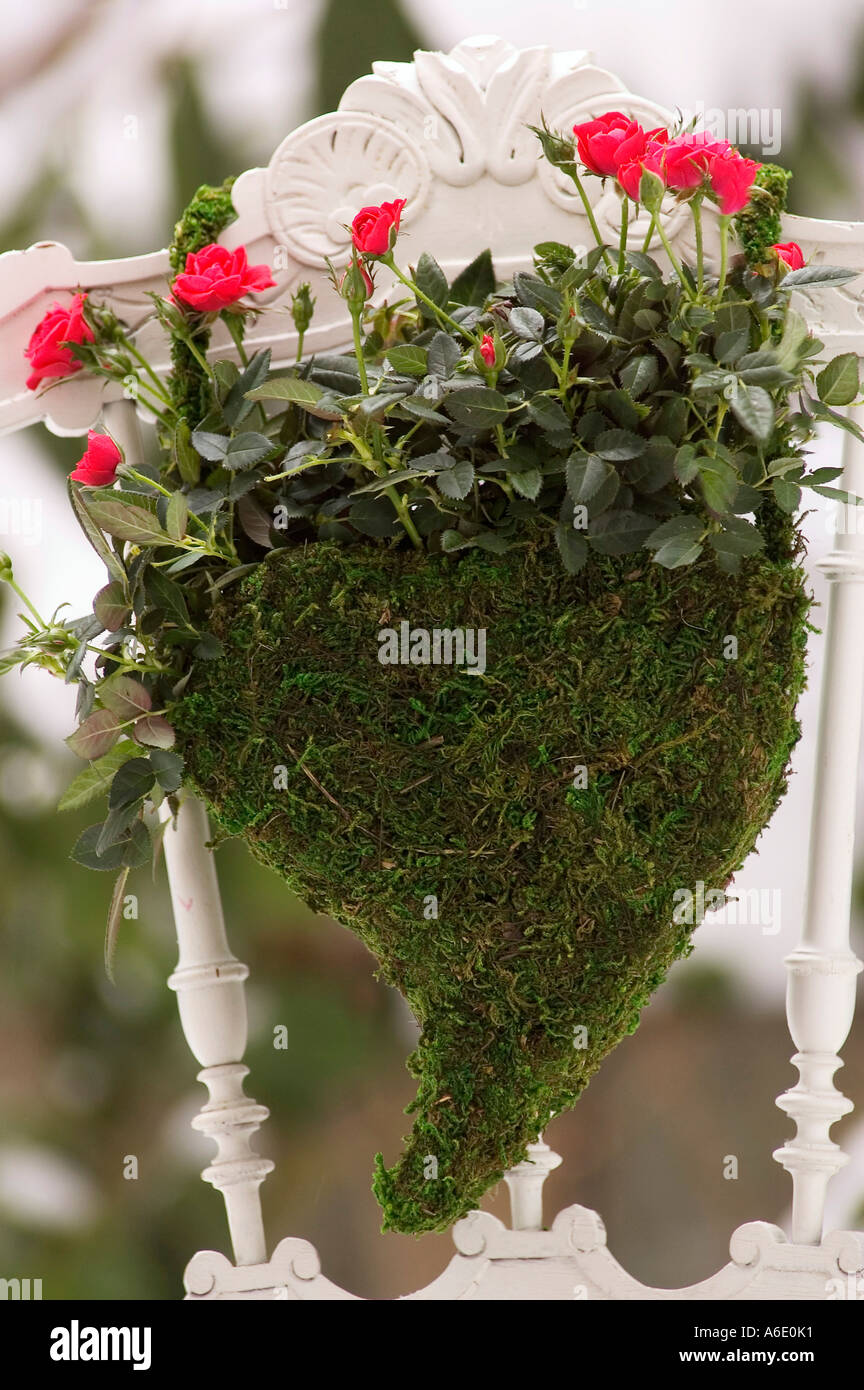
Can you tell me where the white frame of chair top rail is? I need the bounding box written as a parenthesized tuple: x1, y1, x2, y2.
(1, 35, 863, 1300)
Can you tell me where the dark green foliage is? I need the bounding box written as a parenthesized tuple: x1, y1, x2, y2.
(176, 528, 810, 1233)
(241, 225, 860, 573)
(734, 163, 792, 265)
(167, 178, 237, 426)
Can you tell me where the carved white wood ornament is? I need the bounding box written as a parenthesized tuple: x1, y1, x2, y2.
(1, 36, 863, 1300)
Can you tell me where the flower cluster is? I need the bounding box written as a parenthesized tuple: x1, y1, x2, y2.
(572, 111, 761, 215)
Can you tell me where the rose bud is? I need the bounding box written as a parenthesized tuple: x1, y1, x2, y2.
(351, 200, 406, 257)
(69, 431, 122, 487)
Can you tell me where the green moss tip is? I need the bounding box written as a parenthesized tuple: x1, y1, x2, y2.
(167, 176, 238, 427)
(735, 163, 792, 265)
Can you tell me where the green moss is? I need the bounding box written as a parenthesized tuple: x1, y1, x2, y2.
(174, 528, 809, 1234)
(167, 178, 237, 426)
(735, 163, 792, 265)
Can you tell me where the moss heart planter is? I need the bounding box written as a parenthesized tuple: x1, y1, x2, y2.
(175, 531, 809, 1234)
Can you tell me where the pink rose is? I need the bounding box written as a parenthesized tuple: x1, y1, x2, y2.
(69, 431, 122, 487)
(25, 293, 94, 391)
(479, 333, 496, 368)
(172, 244, 276, 313)
(772, 241, 805, 270)
(662, 133, 730, 191)
(707, 149, 761, 215)
(351, 199, 406, 256)
(573, 111, 648, 178)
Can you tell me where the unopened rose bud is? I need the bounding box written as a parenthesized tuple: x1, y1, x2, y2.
(291, 282, 316, 334)
(339, 257, 374, 307)
(638, 167, 666, 213)
(557, 304, 581, 344)
(771, 241, 805, 271)
(0, 551, 12, 582)
(532, 123, 575, 169)
(474, 331, 504, 373)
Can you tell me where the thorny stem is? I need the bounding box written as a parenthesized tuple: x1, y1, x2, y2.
(617, 197, 630, 276)
(131, 384, 175, 427)
(345, 361, 423, 549)
(641, 211, 658, 253)
(122, 338, 173, 405)
(692, 197, 705, 294)
(656, 217, 690, 295)
(178, 330, 216, 382)
(121, 468, 210, 538)
(384, 256, 479, 342)
(717, 215, 731, 298)
(349, 303, 370, 394)
(565, 165, 614, 270)
(384, 484, 423, 550)
(558, 339, 573, 406)
(2, 574, 46, 629)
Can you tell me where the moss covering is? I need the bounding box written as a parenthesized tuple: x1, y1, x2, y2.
(734, 162, 792, 265)
(167, 177, 237, 426)
(175, 528, 809, 1234)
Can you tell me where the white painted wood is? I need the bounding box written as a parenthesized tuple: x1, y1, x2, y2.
(101, 399, 147, 469)
(503, 1136, 562, 1231)
(1, 33, 863, 1298)
(774, 405, 864, 1243)
(160, 795, 273, 1267)
(184, 1207, 864, 1301)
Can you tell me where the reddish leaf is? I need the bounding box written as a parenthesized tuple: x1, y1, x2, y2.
(133, 715, 176, 749)
(94, 582, 130, 632)
(100, 675, 152, 719)
(65, 710, 122, 760)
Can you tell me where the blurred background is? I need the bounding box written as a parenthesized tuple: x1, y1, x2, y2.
(1, 0, 864, 1300)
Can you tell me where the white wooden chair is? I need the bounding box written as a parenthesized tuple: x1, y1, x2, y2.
(1, 35, 863, 1300)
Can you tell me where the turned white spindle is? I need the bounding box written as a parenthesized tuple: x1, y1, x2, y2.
(774, 402, 864, 1245)
(101, 398, 145, 465)
(161, 795, 273, 1266)
(503, 1136, 562, 1230)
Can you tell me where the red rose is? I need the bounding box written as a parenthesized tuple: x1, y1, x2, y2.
(479, 333, 496, 368)
(662, 133, 730, 191)
(707, 149, 761, 215)
(573, 111, 648, 178)
(25, 293, 94, 391)
(172, 244, 276, 313)
(351, 199, 406, 256)
(772, 241, 805, 270)
(69, 431, 122, 487)
(617, 135, 668, 201)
